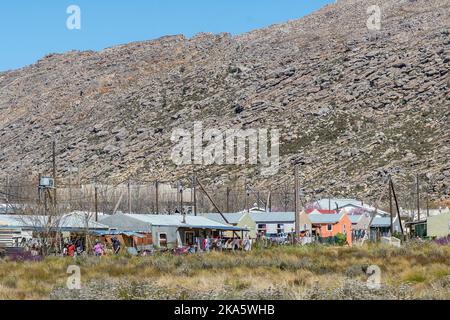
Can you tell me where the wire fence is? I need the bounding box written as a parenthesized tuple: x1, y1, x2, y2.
(0, 172, 438, 216)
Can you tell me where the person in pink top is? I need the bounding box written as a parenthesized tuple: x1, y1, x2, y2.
(93, 240, 104, 257)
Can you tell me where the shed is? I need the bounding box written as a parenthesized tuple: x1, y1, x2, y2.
(250, 212, 295, 235)
(206, 212, 256, 238)
(100, 214, 247, 249)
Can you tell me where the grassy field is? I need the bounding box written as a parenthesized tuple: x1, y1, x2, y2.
(0, 242, 449, 300)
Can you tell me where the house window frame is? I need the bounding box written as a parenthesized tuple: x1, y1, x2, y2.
(277, 224, 284, 234)
(326, 224, 332, 232)
(257, 224, 267, 234)
(185, 231, 195, 246)
(158, 232, 168, 247)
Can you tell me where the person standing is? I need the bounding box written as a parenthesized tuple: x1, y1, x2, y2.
(68, 242, 75, 257)
(93, 240, 104, 257)
(112, 237, 121, 255)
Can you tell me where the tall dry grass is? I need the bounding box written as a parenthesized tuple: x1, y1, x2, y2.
(0, 242, 448, 300)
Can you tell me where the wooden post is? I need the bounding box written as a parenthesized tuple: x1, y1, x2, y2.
(180, 183, 184, 214)
(390, 179, 404, 236)
(389, 176, 393, 235)
(294, 165, 300, 239)
(416, 174, 420, 222)
(245, 185, 248, 213)
(94, 185, 98, 222)
(193, 172, 197, 216)
(128, 178, 131, 214)
(38, 173, 42, 206)
(226, 187, 230, 213)
(4, 176, 9, 214)
(52, 139, 57, 207)
(155, 180, 159, 214)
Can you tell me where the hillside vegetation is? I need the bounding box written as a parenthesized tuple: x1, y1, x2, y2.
(0, 0, 448, 201)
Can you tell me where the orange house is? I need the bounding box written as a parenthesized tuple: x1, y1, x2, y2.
(309, 212, 352, 246)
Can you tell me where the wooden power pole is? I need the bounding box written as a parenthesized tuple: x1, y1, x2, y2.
(52, 139, 57, 207)
(416, 174, 420, 222)
(94, 185, 98, 222)
(155, 180, 159, 214)
(193, 171, 197, 216)
(294, 164, 300, 237)
(389, 176, 394, 235)
(127, 178, 131, 214)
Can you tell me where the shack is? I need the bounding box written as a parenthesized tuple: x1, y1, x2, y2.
(369, 216, 402, 240)
(406, 220, 427, 238)
(100, 213, 247, 249)
(250, 212, 295, 236)
(206, 212, 256, 238)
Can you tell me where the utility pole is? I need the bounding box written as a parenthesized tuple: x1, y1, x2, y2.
(52, 139, 57, 208)
(94, 185, 98, 222)
(4, 176, 9, 214)
(294, 165, 300, 239)
(245, 184, 251, 213)
(127, 178, 131, 214)
(226, 187, 230, 213)
(155, 180, 159, 214)
(390, 178, 404, 236)
(389, 176, 394, 235)
(179, 182, 185, 223)
(38, 173, 42, 206)
(179, 182, 184, 214)
(416, 174, 420, 221)
(284, 188, 288, 212)
(192, 171, 197, 216)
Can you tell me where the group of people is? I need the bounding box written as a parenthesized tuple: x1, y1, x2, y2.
(62, 236, 121, 257)
(62, 238, 84, 257)
(182, 236, 253, 254)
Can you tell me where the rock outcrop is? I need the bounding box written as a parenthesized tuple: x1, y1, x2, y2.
(0, 0, 448, 201)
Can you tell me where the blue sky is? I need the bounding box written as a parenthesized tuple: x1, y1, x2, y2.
(0, 0, 333, 72)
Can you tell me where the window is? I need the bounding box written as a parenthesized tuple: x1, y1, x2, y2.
(257, 224, 267, 234)
(327, 224, 332, 231)
(185, 231, 194, 245)
(158, 233, 167, 247)
(277, 224, 284, 234)
(343, 224, 346, 234)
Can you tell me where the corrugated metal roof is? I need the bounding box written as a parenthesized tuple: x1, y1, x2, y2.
(206, 212, 246, 224)
(250, 212, 295, 223)
(349, 215, 363, 223)
(90, 230, 145, 238)
(309, 212, 345, 224)
(0, 213, 109, 230)
(316, 198, 363, 210)
(370, 216, 392, 227)
(120, 214, 247, 231)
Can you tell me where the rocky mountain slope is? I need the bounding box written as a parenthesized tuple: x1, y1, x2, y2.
(0, 0, 449, 202)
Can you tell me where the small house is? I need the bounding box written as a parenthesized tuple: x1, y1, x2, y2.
(309, 212, 353, 246)
(250, 212, 295, 236)
(369, 216, 402, 240)
(100, 213, 247, 249)
(206, 212, 256, 238)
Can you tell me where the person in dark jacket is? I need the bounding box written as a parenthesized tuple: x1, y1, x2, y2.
(112, 237, 121, 254)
